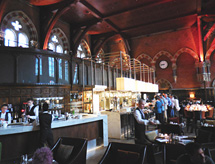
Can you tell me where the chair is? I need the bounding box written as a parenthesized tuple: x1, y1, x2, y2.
(160, 123, 181, 135)
(184, 110, 193, 132)
(202, 143, 215, 162)
(98, 142, 147, 164)
(168, 117, 180, 124)
(195, 129, 213, 144)
(0, 142, 1, 162)
(51, 137, 88, 164)
(163, 143, 186, 164)
(206, 108, 214, 119)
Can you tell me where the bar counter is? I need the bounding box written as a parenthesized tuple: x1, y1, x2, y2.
(0, 114, 108, 162)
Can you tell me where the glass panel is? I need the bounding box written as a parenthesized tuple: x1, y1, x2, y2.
(65, 61, 69, 81)
(49, 57, 55, 77)
(59, 59, 62, 79)
(51, 35, 58, 43)
(77, 44, 86, 58)
(18, 33, 29, 48)
(48, 43, 55, 51)
(35, 58, 42, 76)
(73, 64, 78, 84)
(11, 21, 22, 31)
(4, 29, 16, 47)
(56, 45, 63, 53)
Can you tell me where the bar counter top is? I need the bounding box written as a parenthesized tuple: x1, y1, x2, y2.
(0, 114, 108, 138)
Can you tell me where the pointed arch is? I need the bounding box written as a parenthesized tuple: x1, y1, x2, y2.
(81, 39, 91, 56)
(50, 28, 69, 52)
(1, 10, 38, 42)
(206, 44, 215, 62)
(152, 51, 173, 64)
(76, 39, 91, 58)
(136, 53, 153, 64)
(156, 78, 172, 90)
(174, 48, 199, 62)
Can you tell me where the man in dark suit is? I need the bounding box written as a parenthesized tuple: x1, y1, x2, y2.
(39, 103, 54, 148)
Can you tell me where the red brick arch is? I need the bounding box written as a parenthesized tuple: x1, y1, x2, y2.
(152, 51, 173, 64)
(1, 10, 38, 41)
(205, 44, 215, 62)
(80, 39, 91, 57)
(156, 78, 172, 90)
(136, 53, 153, 64)
(50, 28, 69, 52)
(174, 48, 199, 63)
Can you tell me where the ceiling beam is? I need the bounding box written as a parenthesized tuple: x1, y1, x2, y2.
(93, 33, 117, 56)
(0, 0, 7, 23)
(122, 13, 197, 32)
(79, 0, 120, 33)
(104, 0, 174, 19)
(40, 0, 78, 12)
(28, 0, 63, 6)
(41, 0, 76, 49)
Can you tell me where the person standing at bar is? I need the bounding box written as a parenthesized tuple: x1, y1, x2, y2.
(39, 102, 54, 148)
(0, 104, 11, 124)
(24, 98, 39, 123)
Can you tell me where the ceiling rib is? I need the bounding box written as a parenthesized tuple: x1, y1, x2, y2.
(122, 13, 197, 32)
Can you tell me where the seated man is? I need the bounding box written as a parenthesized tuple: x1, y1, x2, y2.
(177, 142, 215, 164)
(133, 99, 154, 144)
(0, 104, 11, 124)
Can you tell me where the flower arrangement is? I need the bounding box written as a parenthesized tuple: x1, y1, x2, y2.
(32, 147, 53, 164)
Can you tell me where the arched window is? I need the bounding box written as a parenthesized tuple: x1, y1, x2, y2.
(4, 20, 29, 47)
(48, 35, 64, 79)
(56, 45, 63, 53)
(4, 29, 16, 47)
(48, 35, 64, 53)
(18, 33, 28, 48)
(76, 40, 91, 59)
(96, 49, 105, 63)
(48, 43, 55, 51)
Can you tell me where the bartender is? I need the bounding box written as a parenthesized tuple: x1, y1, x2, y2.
(0, 104, 11, 124)
(23, 98, 39, 123)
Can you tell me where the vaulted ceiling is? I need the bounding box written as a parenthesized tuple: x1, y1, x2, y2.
(27, 0, 215, 54)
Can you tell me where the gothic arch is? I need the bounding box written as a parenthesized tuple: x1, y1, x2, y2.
(174, 48, 199, 62)
(156, 78, 172, 90)
(152, 51, 173, 64)
(50, 28, 69, 52)
(1, 10, 38, 41)
(81, 39, 91, 56)
(206, 44, 215, 62)
(136, 53, 153, 64)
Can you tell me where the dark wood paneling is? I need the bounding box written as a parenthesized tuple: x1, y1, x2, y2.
(0, 120, 103, 162)
(0, 85, 71, 112)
